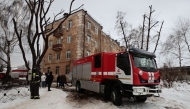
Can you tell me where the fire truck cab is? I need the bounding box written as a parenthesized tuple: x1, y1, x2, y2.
(72, 48, 161, 105)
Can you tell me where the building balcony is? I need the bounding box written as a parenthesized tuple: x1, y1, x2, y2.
(52, 44, 62, 51)
(53, 29, 63, 38)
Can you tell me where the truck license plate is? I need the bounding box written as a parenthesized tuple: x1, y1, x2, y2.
(148, 80, 154, 83)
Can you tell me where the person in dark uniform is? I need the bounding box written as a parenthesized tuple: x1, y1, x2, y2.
(57, 74, 61, 87)
(30, 67, 41, 99)
(61, 74, 69, 88)
(47, 71, 53, 91)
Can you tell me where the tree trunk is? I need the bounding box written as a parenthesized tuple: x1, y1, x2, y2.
(2, 41, 11, 84)
(153, 21, 164, 53)
(146, 6, 152, 51)
(120, 21, 128, 49)
(141, 14, 146, 49)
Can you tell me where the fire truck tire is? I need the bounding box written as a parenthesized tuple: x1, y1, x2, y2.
(76, 82, 81, 93)
(104, 85, 111, 100)
(111, 87, 122, 106)
(76, 82, 85, 93)
(134, 97, 147, 102)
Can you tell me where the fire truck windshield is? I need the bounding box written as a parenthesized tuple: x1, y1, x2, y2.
(133, 55, 157, 72)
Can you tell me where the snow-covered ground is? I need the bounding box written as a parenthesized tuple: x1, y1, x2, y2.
(0, 82, 190, 109)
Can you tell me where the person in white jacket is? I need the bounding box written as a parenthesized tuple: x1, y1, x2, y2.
(41, 73, 46, 88)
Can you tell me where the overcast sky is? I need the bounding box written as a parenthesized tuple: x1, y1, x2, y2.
(49, 0, 190, 39)
(11, 0, 190, 67)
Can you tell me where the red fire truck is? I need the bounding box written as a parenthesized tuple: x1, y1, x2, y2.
(72, 48, 161, 105)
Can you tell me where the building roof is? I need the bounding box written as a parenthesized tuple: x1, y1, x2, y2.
(47, 8, 121, 47)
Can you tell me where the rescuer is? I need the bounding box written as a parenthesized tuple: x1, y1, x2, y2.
(29, 67, 41, 99)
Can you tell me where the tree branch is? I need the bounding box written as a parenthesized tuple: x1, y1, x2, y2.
(0, 56, 8, 64)
(150, 21, 159, 29)
(153, 21, 164, 53)
(141, 14, 146, 49)
(37, 0, 81, 66)
(13, 19, 30, 70)
(120, 21, 128, 49)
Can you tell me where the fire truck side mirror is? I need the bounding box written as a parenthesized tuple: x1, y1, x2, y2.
(28, 70, 32, 81)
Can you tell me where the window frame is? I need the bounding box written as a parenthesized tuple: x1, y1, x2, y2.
(87, 35, 91, 44)
(95, 26, 98, 34)
(56, 52, 60, 60)
(68, 20, 72, 29)
(67, 35, 71, 43)
(66, 50, 71, 59)
(48, 54, 52, 61)
(49, 41, 52, 48)
(87, 21, 91, 29)
(87, 50, 90, 56)
(111, 44, 113, 48)
(57, 38, 62, 44)
(56, 66, 59, 74)
(95, 41, 98, 47)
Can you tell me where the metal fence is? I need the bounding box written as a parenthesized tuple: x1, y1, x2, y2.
(0, 80, 30, 103)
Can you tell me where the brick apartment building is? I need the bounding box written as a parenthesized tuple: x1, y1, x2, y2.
(42, 9, 124, 80)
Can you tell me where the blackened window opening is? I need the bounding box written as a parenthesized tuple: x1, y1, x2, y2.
(94, 55, 101, 68)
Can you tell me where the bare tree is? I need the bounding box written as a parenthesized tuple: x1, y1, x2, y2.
(115, 6, 164, 53)
(160, 23, 190, 83)
(161, 30, 185, 71)
(0, 51, 3, 72)
(115, 11, 132, 49)
(145, 5, 159, 51)
(141, 14, 146, 49)
(13, 0, 83, 70)
(115, 11, 143, 49)
(0, 0, 29, 84)
(128, 26, 142, 48)
(153, 21, 164, 53)
(175, 18, 190, 58)
(139, 5, 164, 52)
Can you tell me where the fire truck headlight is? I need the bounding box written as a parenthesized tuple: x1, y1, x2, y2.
(139, 70, 143, 75)
(135, 88, 144, 93)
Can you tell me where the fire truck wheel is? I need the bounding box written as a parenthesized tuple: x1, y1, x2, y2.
(76, 82, 85, 93)
(134, 97, 147, 102)
(104, 85, 111, 100)
(111, 87, 122, 106)
(76, 82, 81, 93)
